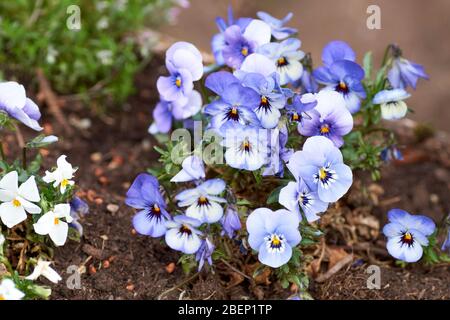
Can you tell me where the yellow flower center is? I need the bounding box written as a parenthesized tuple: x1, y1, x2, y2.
(199, 196, 207, 203)
(54, 217, 60, 225)
(261, 96, 268, 104)
(404, 232, 412, 241)
(241, 47, 248, 56)
(231, 107, 238, 115)
(175, 78, 182, 87)
(152, 204, 161, 213)
(320, 124, 330, 134)
(338, 81, 347, 90)
(292, 113, 300, 121)
(271, 235, 281, 246)
(319, 168, 327, 180)
(277, 57, 287, 66)
(61, 179, 69, 187)
(12, 199, 21, 207)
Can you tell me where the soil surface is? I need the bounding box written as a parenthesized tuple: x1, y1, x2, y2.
(8, 60, 448, 300)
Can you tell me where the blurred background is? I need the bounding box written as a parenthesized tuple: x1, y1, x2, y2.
(162, 0, 450, 132)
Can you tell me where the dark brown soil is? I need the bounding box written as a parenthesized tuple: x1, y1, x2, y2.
(9, 60, 447, 300)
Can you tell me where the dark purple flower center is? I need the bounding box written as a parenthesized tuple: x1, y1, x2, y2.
(240, 139, 252, 153)
(318, 123, 332, 136)
(335, 81, 349, 95)
(179, 224, 192, 235)
(399, 231, 414, 247)
(258, 96, 272, 113)
(291, 112, 301, 122)
(224, 106, 240, 121)
(197, 196, 211, 207)
(277, 56, 289, 67)
(147, 203, 162, 221)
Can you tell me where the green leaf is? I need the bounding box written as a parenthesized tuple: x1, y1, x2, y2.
(266, 185, 284, 205)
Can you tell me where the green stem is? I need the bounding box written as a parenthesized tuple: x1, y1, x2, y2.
(0, 140, 5, 161)
(381, 44, 393, 67)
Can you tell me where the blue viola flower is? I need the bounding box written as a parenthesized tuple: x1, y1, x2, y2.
(212, 6, 252, 65)
(239, 72, 286, 129)
(299, 91, 353, 148)
(321, 40, 356, 67)
(262, 125, 293, 177)
(171, 155, 205, 183)
(383, 209, 436, 263)
(125, 173, 170, 237)
(388, 56, 428, 90)
(279, 179, 329, 223)
(380, 145, 403, 162)
(221, 206, 241, 238)
(287, 136, 353, 203)
(175, 179, 226, 224)
(165, 215, 202, 254)
(298, 69, 319, 93)
(148, 90, 202, 134)
(69, 196, 89, 236)
(221, 19, 272, 69)
(0, 81, 43, 131)
(372, 89, 410, 120)
(195, 238, 215, 271)
(246, 208, 301, 268)
(156, 69, 193, 104)
(222, 123, 269, 171)
(256, 11, 297, 40)
(204, 71, 260, 132)
(259, 38, 305, 85)
(314, 60, 366, 114)
(285, 93, 317, 125)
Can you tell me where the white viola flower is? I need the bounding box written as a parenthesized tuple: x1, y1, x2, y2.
(0, 279, 25, 300)
(33, 204, 73, 246)
(175, 179, 226, 224)
(43, 155, 77, 194)
(0, 171, 41, 228)
(25, 260, 62, 284)
(170, 155, 205, 183)
(165, 215, 203, 254)
(372, 89, 411, 120)
(222, 123, 269, 171)
(258, 38, 305, 85)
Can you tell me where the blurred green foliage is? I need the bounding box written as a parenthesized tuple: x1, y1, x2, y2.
(0, 0, 179, 103)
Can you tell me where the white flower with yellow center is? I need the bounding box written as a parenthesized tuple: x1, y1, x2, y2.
(0, 171, 41, 228)
(33, 204, 73, 246)
(372, 89, 411, 121)
(0, 279, 25, 300)
(43, 155, 76, 194)
(25, 260, 62, 284)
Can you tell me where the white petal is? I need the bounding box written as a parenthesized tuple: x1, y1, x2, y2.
(49, 222, 68, 246)
(18, 176, 40, 202)
(54, 203, 72, 221)
(243, 20, 272, 47)
(20, 198, 42, 214)
(0, 171, 18, 193)
(0, 190, 16, 202)
(0, 202, 27, 228)
(33, 211, 55, 235)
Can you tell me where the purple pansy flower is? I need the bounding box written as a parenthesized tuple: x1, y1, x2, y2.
(256, 11, 297, 40)
(175, 179, 226, 224)
(279, 178, 329, 223)
(287, 136, 353, 203)
(259, 38, 305, 85)
(204, 71, 260, 132)
(285, 93, 317, 125)
(222, 19, 271, 69)
(148, 90, 202, 134)
(165, 215, 202, 254)
(222, 123, 269, 171)
(69, 196, 89, 236)
(383, 209, 436, 263)
(195, 238, 215, 271)
(221, 206, 241, 238)
(246, 208, 301, 268)
(299, 91, 353, 147)
(388, 55, 428, 90)
(125, 174, 170, 237)
(313, 41, 366, 113)
(298, 69, 319, 94)
(0, 81, 42, 131)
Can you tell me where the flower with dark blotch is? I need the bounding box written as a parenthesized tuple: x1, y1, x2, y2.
(246, 208, 301, 268)
(299, 91, 353, 148)
(285, 93, 317, 126)
(383, 209, 436, 263)
(125, 173, 170, 237)
(175, 179, 226, 224)
(165, 215, 202, 254)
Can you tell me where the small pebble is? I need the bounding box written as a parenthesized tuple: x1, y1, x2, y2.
(106, 204, 119, 213)
(103, 260, 110, 269)
(165, 262, 176, 274)
(89, 265, 97, 275)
